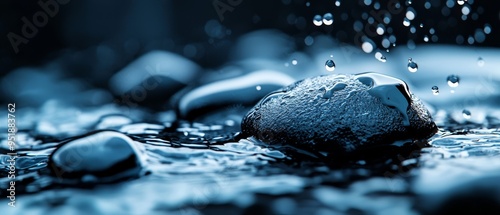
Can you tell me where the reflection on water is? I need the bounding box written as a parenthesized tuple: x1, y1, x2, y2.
(1, 99, 500, 214)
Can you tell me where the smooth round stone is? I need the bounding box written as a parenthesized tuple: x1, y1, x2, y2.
(109, 51, 201, 108)
(49, 131, 145, 181)
(177, 70, 295, 119)
(241, 72, 438, 156)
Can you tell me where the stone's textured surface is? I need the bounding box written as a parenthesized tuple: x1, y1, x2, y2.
(49, 131, 145, 181)
(242, 73, 437, 155)
(177, 70, 296, 119)
(109, 51, 201, 108)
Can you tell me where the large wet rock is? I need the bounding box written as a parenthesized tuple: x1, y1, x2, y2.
(242, 72, 438, 157)
(48, 131, 145, 182)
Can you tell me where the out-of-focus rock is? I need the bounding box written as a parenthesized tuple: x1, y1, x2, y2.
(109, 51, 201, 108)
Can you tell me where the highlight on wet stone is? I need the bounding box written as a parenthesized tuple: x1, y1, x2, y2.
(49, 131, 145, 182)
(242, 72, 438, 157)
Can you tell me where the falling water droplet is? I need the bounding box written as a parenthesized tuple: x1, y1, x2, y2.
(374, 52, 387, 62)
(325, 59, 336, 72)
(256, 85, 262, 91)
(457, 0, 466, 6)
(424, 35, 429, 42)
(407, 58, 418, 72)
(462, 109, 471, 119)
(322, 13, 334, 25)
(432, 86, 439, 95)
(477, 57, 485, 67)
(335, 0, 341, 6)
(313, 15, 323, 26)
(447, 75, 460, 87)
(292, 59, 298, 65)
(403, 18, 411, 27)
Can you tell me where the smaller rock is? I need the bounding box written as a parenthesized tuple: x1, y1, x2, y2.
(48, 131, 145, 182)
(109, 51, 201, 108)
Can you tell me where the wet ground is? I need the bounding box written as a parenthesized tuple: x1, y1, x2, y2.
(1, 98, 500, 215)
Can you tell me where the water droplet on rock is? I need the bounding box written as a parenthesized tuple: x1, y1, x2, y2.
(242, 73, 437, 156)
(322, 83, 347, 99)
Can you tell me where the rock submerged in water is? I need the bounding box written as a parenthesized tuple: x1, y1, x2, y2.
(49, 131, 145, 182)
(241, 72, 438, 157)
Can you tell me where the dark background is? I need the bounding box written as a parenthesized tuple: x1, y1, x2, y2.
(1, 0, 499, 79)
